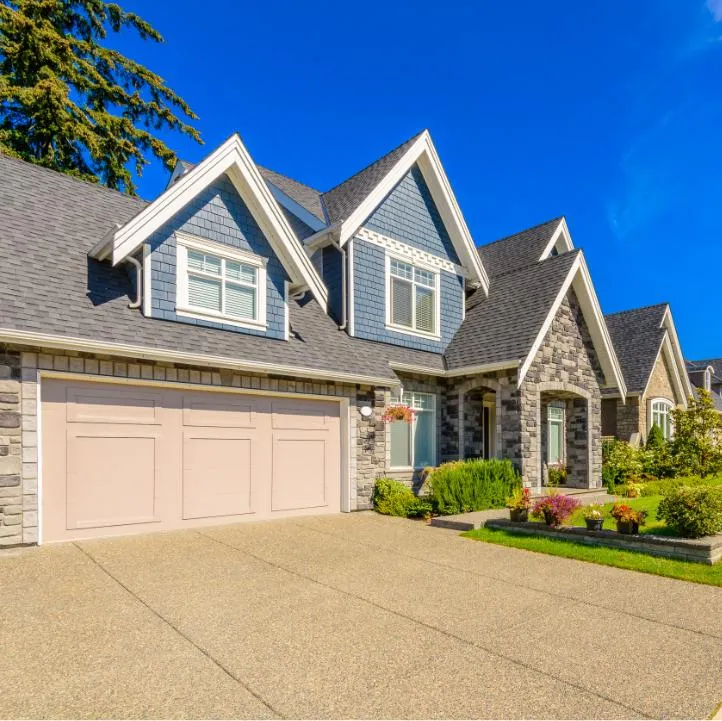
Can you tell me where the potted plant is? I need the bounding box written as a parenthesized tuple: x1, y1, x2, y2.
(531, 492, 581, 528)
(381, 404, 415, 423)
(506, 487, 532, 522)
(610, 503, 647, 535)
(582, 503, 605, 531)
(546, 463, 568, 487)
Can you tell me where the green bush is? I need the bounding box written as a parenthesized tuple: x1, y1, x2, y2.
(639, 473, 722, 497)
(373, 478, 431, 518)
(428, 459, 521, 515)
(671, 390, 722, 477)
(657, 486, 722, 538)
(602, 439, 643, 486)
(646, 423, 665, 450)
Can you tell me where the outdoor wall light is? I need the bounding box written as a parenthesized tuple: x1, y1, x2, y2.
(359, 405, 373, 418)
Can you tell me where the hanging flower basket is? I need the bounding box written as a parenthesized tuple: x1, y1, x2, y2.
(382, 404, 415, 423)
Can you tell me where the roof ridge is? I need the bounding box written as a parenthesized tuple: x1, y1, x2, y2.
(321, 130, 425, 198)
(477, 216, 563, 251)
(605, 302, 669, 319)
(0, 151, 149, 205)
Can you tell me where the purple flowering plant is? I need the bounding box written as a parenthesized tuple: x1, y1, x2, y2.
(531, 492, 581, 527)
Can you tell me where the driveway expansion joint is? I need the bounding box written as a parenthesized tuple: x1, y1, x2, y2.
(73, 542, 285, 720)
(196, 530, 653, 720)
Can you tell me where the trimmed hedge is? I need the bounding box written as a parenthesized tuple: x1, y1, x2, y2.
(428, 459, 521, 515)
(373, 478, 431, 518)
(638, 474, 722, 497)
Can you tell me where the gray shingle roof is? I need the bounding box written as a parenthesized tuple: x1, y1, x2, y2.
(604, 304, 669, 394)
(444, 250, 580, 370)
(257, 166, 325, 222)
(477, 217, 563, 278)
(320, 131, 424, 224)
(0, 153, 443, 382)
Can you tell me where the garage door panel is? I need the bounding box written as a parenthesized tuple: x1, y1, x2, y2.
(66, 386, 162, 425)
(272, 438, 328, 511)
(271, 399, 337, 430)
(182, 394, 260, 428)
(182, 435, 256, 520)
(66, 434, 159, 529)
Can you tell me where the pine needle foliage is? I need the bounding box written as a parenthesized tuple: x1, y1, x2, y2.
(0, 0, 201, 193)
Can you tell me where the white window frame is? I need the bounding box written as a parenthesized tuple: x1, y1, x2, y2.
(389, 390, 437, 470)
(547, 402, 565, 465)
(385, 253, 441, 341)
(175, 232, 268, 330)
(650, 397, 674, 439)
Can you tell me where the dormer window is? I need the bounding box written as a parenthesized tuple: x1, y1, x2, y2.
(175, 233, 267, 329)
(385, 256, 440, 339)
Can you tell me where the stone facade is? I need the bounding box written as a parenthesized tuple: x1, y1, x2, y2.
(0, 346, 391, 546)
(609, 349, 681, 445)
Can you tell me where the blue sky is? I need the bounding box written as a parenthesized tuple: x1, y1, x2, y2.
(118, 0, 722, 358)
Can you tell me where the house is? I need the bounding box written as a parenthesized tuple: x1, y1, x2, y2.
(686, 359, 722, 413)
(602, 304, 692, 445)
(0, 130, 625, 546)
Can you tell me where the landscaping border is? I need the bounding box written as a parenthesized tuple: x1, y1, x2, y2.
(485, 519, 722, 564)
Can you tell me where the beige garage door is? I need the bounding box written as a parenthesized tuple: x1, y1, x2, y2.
(41, 378, 341, 543)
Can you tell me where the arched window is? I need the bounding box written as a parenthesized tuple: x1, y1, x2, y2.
(650, 398, 674, 440)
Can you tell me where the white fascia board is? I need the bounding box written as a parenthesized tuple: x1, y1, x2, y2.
(660, 306, 694, 401)
(336, 131, 490, 295)
(538, 217, 574, 261)
(265, 182, 327, 233)
(517, 253, 627, 399)
(388, 359, 519, 378)
(0, 327, 397, 387)
(108, 134, 328, 311)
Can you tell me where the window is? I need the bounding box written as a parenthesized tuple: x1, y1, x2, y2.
(386, 257, 439, 337)
(651, 399, 673, 439)
(176, 235, 267, 329)
(389, 391, 436, 468)
(547, 404, 564, 464)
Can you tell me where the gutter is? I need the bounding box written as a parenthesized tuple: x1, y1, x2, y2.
(124, 256, 143, 309)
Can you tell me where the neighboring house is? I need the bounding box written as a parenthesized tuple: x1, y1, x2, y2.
(0, 130, 625, 546)
(686, 359, 722, 414)
(602, 304, 692, 445)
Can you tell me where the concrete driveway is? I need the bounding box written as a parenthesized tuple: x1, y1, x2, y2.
(2, 512, 721, 720)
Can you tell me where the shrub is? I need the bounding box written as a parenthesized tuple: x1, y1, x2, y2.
(642, 426, 676, 478)
(547, 464, 567, 487)
(373, 478, 431, 518)
(638, 473, 722, 497)
(646, 423, 665, 451)
(602, 439, 643, 486)
(531, 492, 581, 527)
(657, 486, 722, 538)
(428, 459, 521, 515)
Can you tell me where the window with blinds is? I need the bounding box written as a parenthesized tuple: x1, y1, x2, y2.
(388, 258, 437, 335)
(389, 390, 436, 468)
(176, 236, 267, 329)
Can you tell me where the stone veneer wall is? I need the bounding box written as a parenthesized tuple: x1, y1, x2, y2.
(0, 346, 389, 546)
(615, 397, 641, 444)
(520, 291, 604, 488)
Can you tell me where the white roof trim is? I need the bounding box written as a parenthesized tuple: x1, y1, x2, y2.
(265, 181, 326, 233)
(640, 334, 688, 408)
(94, 134, 328, 310)
(660, 305, 694, 402)
(538, 217, 574, 261)
(517, 253, 627, 398)
(333, 131, 489, 295)
(0, 327, 397, 387)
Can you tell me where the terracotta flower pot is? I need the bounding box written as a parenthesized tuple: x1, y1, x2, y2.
(509, 508, 528, 523)
(616, 520, 639, 535)
(585, 518, 603, 531)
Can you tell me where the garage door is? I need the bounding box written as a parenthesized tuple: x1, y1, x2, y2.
(41, 378, 341, 543)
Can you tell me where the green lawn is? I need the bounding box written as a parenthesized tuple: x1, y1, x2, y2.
(567, 495, 675, 535)
(463, 526, 722, 586)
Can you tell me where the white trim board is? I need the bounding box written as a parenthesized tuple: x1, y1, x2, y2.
(538, 217, 574, 261)
(90, 133, 328, 311)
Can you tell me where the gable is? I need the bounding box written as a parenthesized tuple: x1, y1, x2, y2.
(146, 175, 289, 339)
(645, 349, 678, 405)
(364, 165, 460, 263)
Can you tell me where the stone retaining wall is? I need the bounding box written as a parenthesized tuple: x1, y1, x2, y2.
(486, 519, 722, 564)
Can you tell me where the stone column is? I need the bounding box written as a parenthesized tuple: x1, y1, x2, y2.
(0, 353, 22, 546)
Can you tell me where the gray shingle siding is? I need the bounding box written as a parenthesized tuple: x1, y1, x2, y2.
(364, 165, 460, 263)
(352, 239, 464, 353)
(147, 175, 288, 340)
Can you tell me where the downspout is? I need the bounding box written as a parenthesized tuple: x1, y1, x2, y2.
(125, 256, 143, 310)
(332, 239, 347, 331)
